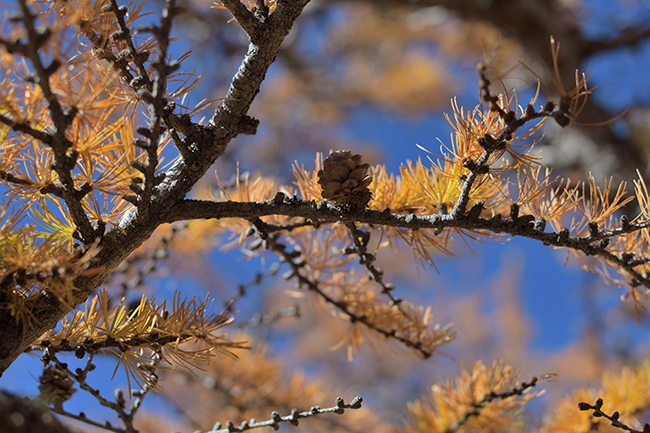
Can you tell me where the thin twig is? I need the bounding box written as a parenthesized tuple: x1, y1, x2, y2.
(344, 221, 406, 313)
(4, 0, 97, 243)
(248, 218, 447, 359)
(579, 398, 650, 433)
(234, 305, 301, 329)
(445, 374, 554, 433)
(197, 396, 363, 433)
(225, 262, 280, 313)
(44, 351, 161, 433)
(47, 354, 134, 433)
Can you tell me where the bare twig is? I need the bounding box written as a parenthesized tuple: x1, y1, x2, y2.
(584, 24, 650, 57)
(110, 0, 185, 216)
(42, 352, 161, 433)
(225, 262, 280, 313)
(46, 354, 133, 433)
(171, 368, 366, 433)
(247, 218, 448, 359)
(578, 398, 650, 433)
(444, 374, 554, 433)
(343, 222, 408, 315)
(2, 0, 97, 243)
(110, 222, 188, 300)
(195, 396, 363, 433)
(234, 305, 301, 329)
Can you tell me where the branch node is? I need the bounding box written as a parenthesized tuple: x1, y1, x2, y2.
(509, 203, 520, 221)
(619, 214, 630, 231)
(467, 200, 484, 220)
(273, 191, 286, 204)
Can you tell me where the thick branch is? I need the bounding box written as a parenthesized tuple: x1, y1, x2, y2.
(209, 0, 308, 132)
(0, 0, 310, 376)
(220, 0, 261, 37)
(165, 196, 650, 290)
(583, 24, 650, 57)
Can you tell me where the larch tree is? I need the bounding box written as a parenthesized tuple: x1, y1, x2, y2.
(1, 0, 650, 433)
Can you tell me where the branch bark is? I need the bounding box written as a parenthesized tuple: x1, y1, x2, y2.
(163, 196, 650, 291)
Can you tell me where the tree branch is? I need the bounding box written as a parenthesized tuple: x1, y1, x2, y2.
(247, 217, 451, 358)
(578, 398, 650, 433)
(44, 353, 157, 433)
(583, 24, 650, 57)
(343, 222, 404, 312)
(219, 0, 262, 38)
(164, 196, 650, 292)
(0, 0, 310, 376)
(444, 375, 550, 433)
(332, 0, 649, 183)
(199, 396, 363, 433)
(8, 0, 97, 243)
(0, 113, 53, 144)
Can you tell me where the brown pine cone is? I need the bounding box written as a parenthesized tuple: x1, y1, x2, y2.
(317, 150, 372, 206)
(38, 366, 76, 411)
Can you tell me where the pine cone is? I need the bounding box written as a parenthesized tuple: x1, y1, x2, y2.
(318, 151, 372, 206)
(38, 366, 76, 410)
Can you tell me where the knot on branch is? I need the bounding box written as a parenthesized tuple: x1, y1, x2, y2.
(478, 133, 506, 152)
(236, 115, 260, 136)
(462, 158, 488, 174)
(466, 201, 484, 220)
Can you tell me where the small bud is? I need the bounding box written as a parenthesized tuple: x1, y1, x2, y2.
(619, 214, 630, 231)
(115, 389, 125, 407)
(509, 203, 520, 221)
(122, 194, 138, 205)
(594, 398, 604, 410)
(131, 161, 147, 173)
(578, 402, 591, 411)
(136, 126, 153, 138)
(349, 396, 363, 409)
(525, 104, 536, 117)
